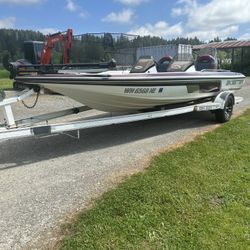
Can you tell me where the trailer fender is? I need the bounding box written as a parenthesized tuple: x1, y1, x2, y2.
(214, 91, 235, 107)
(214, 92, 235, 123)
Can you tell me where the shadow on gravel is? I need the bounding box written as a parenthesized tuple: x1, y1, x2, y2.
(0, 111, 216, 169)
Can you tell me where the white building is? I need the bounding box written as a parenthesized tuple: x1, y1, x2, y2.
(136, 44, 192, 61)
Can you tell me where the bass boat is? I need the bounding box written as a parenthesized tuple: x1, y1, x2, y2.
(11, 56, 245, 112)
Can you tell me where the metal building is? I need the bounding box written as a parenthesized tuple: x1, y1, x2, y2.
(136, 44, 192, 62)
(193, 40, 250, 75)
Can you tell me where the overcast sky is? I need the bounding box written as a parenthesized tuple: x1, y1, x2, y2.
(0, 0, 250, 41)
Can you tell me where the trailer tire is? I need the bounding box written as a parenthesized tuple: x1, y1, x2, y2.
(215, 94, 234, 123)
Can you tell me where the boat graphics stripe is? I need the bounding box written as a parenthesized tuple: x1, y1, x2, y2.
(14, 77, 230, 86)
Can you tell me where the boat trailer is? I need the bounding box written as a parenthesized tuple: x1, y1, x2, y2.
(0, 88, 243, 141)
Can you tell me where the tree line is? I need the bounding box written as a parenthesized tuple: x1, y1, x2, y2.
(0, 29, 206, 64)
(0, 29, 44, 63)
(0, 28, 239, 66)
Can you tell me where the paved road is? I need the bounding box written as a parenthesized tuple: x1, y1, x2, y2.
(0, 78, 249, 249)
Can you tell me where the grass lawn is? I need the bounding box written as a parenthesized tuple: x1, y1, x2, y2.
(0, 69, 12, 89)
(59, 110, 250, 249)
(0, 78, 13, 89)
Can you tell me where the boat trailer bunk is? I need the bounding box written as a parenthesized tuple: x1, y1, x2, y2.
(0, 88, 243, 141)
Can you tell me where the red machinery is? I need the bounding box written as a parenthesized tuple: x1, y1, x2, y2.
(3, 28, 117, 79)
(40, 29, 73, 64)
(22, 28, 73, 65)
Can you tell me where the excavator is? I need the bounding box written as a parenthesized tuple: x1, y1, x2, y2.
(22, 28, 73, 65)
(2, 29, 73, 78)
(3, 28, 116, 79)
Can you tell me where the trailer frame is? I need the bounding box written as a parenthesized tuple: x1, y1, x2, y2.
(0, 89, 243, 141)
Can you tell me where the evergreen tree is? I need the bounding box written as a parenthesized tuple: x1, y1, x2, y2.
(0, 28, 205, 65)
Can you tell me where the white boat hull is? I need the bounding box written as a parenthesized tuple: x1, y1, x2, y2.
(41, 83, 217, 112)
(16, 70, 245, 112)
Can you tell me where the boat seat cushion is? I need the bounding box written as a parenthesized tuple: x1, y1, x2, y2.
(195, 55, 217, 71)
(167, 60, 194, 72)
(130, 57, 156, 73)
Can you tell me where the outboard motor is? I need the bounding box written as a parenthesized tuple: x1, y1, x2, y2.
(2, 52, 34, 79)
(3, 58, 32, 79)
(195, 54, 217, 71)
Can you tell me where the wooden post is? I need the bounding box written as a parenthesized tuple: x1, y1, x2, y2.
(231, 48, 234, 70)
(241, 47, 244, 72)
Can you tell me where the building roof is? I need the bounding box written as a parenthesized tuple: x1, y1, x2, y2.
(193, 40, 250, 50)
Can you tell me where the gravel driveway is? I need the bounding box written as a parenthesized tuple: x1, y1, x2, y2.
(0, 78, 249, 249)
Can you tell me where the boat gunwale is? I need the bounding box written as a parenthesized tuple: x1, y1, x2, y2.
(15, 72, 245, 83)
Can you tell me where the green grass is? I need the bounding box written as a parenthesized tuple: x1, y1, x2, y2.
(60, 111, 250, 250)
(0, 78, 13, 89)
(0, 69, 12, 89)
(0, 69, 10, 78)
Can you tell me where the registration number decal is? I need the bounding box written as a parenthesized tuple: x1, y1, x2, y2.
(124, 87, 163, 94)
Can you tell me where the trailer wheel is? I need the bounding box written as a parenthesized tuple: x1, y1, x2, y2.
(215, 95, 234, 123)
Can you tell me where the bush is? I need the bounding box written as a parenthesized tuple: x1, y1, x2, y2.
(220, 62, 250, 76)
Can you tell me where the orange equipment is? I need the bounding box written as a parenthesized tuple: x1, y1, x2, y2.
(40, 29, 73, 64)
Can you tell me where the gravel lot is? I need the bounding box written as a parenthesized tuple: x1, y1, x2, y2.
(0, 78, 249, 249)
